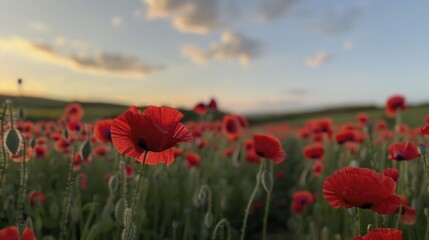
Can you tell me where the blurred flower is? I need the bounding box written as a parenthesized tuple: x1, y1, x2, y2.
(253, 134, 285, 164)
(185, 152, 200, 167)
(388, 142, 420, 161)
(291, 191, 315, 214)
(303, 145, 324, 160)
(383, 168, 399, 182)
(94, 119, 113, 143)
(28, 191, 45, 206)
(385, 95, 406, 117)
(65, 103, 84, 120)
(0, 226, 36, 240)
(354, 228, 402, 240)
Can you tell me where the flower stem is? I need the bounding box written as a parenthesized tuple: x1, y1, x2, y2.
(421, 154, 429, 185)
(262, 160, 273, 240)
(59, 144, 78, 240)
(356, 208, 361, 236)
(240, 162, 264, 240)
(0, 102, 9, 196)
(16, 134, 27, 222)
(124, 152, 148, 240)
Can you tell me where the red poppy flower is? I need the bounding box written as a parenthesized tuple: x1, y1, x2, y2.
(94, 119, 113, 143)
(335, 130, 356, 144)
(376, 120, 388, 131)
(93, 144, 109, 156)
(246, 150, 261, 164)
(174, 147, 183, 157)
(388, 142, 420, 161)
(383, 168, 399, 182)
(252, 200, 264, 213)
(244, 138, 254, 151)
(235, 115, 249, 129)
(385, 95, 406, 117)
(65, 103, 84, 119)
(323, 167, 401, 214)
(111, 106, 192, 165)
(54, 137, 71, 154)
(196, 138, 207, 149)
(303, 145, 324, 159)
(36, 136, 47, 145)
(28, 191, 45, 206)
(354, 228, 402, 240)
(312, 161, 323, 177)
(208, 98, 217, 111)
(253, 134, 285, 164)
(125, 164, 135, 177)
(193, 102, 207, 115)
(275, 170, 285, 180)
(397, 196, 416, 225)
(222, 115, 241, 140)
(77, 173, 88, 190)
(34, 145, 49, 159)
(291, 191, 315, 214)
(67, 119, 83, 132)
(0, 226, 36, 240)
(357, 113, 369, 125)
(185, 152, 200, 167)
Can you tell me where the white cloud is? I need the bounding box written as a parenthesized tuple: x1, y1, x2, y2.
(0, 37, 164, 79)
(306, 52, 331, 67)
(28, 21, 51, 33)
(182, 30, 262, 65)
(144, 0, 221, 34)
(111, 16, 123, 27)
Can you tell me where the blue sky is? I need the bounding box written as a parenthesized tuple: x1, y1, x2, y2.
(0, 0, 428, 114)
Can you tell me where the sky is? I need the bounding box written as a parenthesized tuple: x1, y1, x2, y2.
(0, 0, 428, 115)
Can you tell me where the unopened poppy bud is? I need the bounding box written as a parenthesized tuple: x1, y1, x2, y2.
(349, 160, 359, 168)
(419, 144, 426, 156)
(365, 124, 373, 135)
(334, 233, 341, 240)
(367, 224, 374, 232)
(425, 208, 429, 217)
(172, 220, 179, 229)
(17, 219, 26, 238)
(321, 227, 329, 240)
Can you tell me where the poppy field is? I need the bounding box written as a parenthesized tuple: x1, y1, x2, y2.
(0, 94, 428, 240)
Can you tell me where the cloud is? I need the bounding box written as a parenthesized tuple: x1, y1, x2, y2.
(111, 16, 123, 27)
(144, 0, 221, 34)
(313, 6, 363, 34)
(182, 31, 262, 65)
(255, 0, 300, 21)
(343, 41, 353, 50)
(28, 21, 51, 33)
(0, 37, 164, 79)
(306, 52, 331, 67)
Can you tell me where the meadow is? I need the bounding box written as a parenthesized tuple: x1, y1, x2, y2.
(0, 94, 428, 240)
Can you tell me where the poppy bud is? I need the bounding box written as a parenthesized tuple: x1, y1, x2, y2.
(419, 144, 426, 156)
(425, 208, 429, 217)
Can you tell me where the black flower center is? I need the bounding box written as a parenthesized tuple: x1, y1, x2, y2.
(396, 153, 404, 160)
(360, 203, 373, 209)
(137, 138, 147, 150)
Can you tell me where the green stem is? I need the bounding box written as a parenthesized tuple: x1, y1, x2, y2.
(0, 102, 8, 196)
(240, 162, 264, 240)
(16, 134, 27, 222)
(59, 144, 78, 240)
(425, 216, 429, 240)
(124, 152, 148, 240)
(421, 155, 429, 185)
(82, 204, 97, 240)
(262, 160, 273, 240)
(356, 208, 361, 236)
(395, 203, 402, 229)
(212, 218, 231, 240)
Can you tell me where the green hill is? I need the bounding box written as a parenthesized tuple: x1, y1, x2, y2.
(1, 94, 428, 127)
